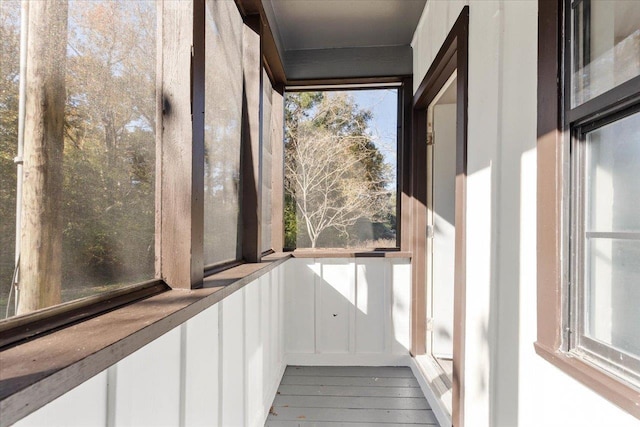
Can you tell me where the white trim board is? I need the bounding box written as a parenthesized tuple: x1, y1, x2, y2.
(409, 356, 452, 427)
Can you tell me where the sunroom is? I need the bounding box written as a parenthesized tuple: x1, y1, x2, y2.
(1, 1, 639, 426)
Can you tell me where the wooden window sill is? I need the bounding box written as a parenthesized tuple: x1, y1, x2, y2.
(534, 342, 640, 419)
(0, 253, 291, 426)
(288, 249, 412, 258)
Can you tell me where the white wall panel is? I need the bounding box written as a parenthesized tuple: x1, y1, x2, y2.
(284, 258, 412, 365)
(355, 259, 387, 353)
(245, 279, 264, 427)
(391, 259, 412, 354)
(13, 371, 108, 427)
(112, 327, 182, 427)
(221, 289, 245, 427)
(15, 259, 400, 427)
(411, 0, 467, 94)
(316, 260, 354, 353)
(268, 270, 279, 389)
(284, 259, 316, 353)
(183, 306, 219, 427)
(411, 2, 640, 426)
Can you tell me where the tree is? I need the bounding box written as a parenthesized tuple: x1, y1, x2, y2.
(61, 1, 156, 287)
(0, 1, 156, 316)
(284, 92, 392, 248)
(18, 0, 69, 313)
(0, 0, 21, 312)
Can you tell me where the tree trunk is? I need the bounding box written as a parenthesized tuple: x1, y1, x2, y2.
(18, 0, 68, 315)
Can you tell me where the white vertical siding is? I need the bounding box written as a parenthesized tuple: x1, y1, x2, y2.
(391, 258, 411, 355)
(183, 305, 219, 427)
(316, 259, 353, 353)
(13, 371, 108, 427)
(16, 264, 288, 427)
(15, 258, 409, 426)
(355, 259, 386, 353)
(412, 1, 640, 426)
(284, 258, 316, 353)
(221, 288, 245, 427)
(284, 258, 412, 365)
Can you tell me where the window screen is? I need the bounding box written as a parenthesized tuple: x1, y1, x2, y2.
(1, 0, 157, 317)
(203, 0, 243, 266)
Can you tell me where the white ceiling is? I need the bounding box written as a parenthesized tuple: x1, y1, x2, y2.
(263, 0, 427, 52)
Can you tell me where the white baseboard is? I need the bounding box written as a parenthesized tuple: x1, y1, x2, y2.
(409, 357, 452, 427)
(285, 353, 412, 367)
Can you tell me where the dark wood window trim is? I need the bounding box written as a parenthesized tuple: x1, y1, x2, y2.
(260, 64, 285, 255)
(0, 0, 203, 354)
(411, 7, 469, 427)
(289, 249, 412, 259)
(0, 0, 283, 387)
(536, 0, 640, 419)
(158, 0, 205, 289)
(0, 3, 292, 421)
(0, 253, 291, 427)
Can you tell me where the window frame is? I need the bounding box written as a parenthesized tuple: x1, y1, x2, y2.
(570, 105, 640, 389)
(260, 62, 285, 256)
(281, 83, 407, 252)
(0, 0, 291, 422)
(202, 0, 248, 271)
(536, 0, 640, 418)
(0, 0, 286, 346)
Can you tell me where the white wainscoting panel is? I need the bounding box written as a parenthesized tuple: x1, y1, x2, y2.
(111, 326, 182, 427)
(15, 264, 287, 427)
(245, 279, 263, 427)
(13, 370, 108, 427)
(221, 287, 246, 427)
(316, 259, 354, 353)
(392, 258, 412, 354)
(284, 258, 316, 353)
(285, 258, 412, 365)
(356, 259, 387, 353)
(183, 305, 219, 427)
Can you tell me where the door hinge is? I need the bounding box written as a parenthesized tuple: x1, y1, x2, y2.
(426, 317, 433, 331)
(427, 131, 434, 146)
(426, 224, 434, 239)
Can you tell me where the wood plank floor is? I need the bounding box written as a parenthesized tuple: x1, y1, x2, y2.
(265, 366, 440, 426)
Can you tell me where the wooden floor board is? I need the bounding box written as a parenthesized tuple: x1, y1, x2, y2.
(273, 395, 430, 410)
(266, 366, 440, 426)
(266, 422, 433, 427)
(277, 384, 425, 398)
(267, 407, 437, 424)
(285, 366, 415, 378)
(281, 375, 419, 387)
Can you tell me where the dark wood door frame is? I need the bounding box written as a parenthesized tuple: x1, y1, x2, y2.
(410, 6, 468, 427)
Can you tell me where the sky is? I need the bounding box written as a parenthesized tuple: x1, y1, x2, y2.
(352, 88, 399, 188)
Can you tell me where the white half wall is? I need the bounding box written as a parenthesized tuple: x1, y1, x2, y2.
(13, 265, 287, 427)
(13, 258, 412, 427)
(283, 257, 412, 366)
(412, 1, 640, 426)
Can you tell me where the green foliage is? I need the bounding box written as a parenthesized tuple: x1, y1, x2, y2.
(0, 1, 156, 312)
(0, 1, 20, 304)
(283, 193, 299, 249)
